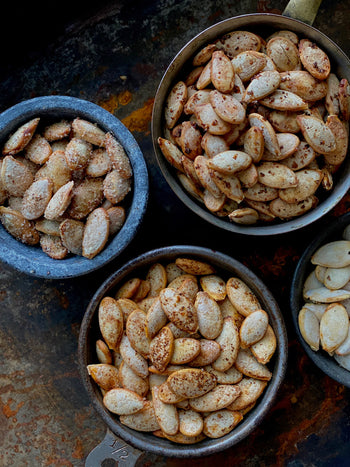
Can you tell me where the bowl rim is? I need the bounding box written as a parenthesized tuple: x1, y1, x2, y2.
(0, 95, 149, 279)
(78, 244, 288, 457)
(290, 211, 350, 388)
(151, 13, 350, 236)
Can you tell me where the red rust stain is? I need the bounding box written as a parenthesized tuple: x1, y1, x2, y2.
(53, 288, 70, 310)
(44, 458, 73, 466)
(100, 94, 120, 113)
(257, 0, 282, 14)
(246, 244, 299, 280)
(118, 89, 132, 106)
(74, 411, 91, 428)
(72, 438, 84, 459)
(2, 398, 24, 418)
(274, 377, 343, 465)
(0, 290, 6, 301)
(121, 98, 154, 134)
(271, 351, 311, 414)
(209, 10, 223, 22)
(99, 90, 133, 114)
(330, 193, 350, 217)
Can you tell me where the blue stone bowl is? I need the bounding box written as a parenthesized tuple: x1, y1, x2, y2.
(0, 96, 149, 279)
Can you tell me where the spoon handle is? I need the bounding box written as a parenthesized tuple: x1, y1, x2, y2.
(85, 429, 144, 467)
(283, 0, 323, 25)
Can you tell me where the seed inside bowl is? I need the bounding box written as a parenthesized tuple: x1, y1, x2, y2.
(158, 28, 349, 225)
(298, 225, 350, 371)
(87, 257, 277, 443)
(0, 116, 133, 259)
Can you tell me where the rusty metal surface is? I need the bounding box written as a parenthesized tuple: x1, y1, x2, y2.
(0, 0, 350, 465)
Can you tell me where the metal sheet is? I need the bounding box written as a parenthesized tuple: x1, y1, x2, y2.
(1, 0, 350, 465)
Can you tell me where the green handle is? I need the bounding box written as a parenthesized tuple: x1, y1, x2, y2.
(283, 0, 323, 25)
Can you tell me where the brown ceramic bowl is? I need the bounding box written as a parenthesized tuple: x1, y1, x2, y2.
(151, 14, 350, 236)
(0, 96, 149, 278)
(78, 245, 288, 460)
(290, 212, 350, 388)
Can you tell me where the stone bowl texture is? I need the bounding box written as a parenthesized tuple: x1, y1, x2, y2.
(0, 95, 149, 278)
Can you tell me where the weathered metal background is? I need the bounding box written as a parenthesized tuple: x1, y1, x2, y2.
(0, 0, 350, 465)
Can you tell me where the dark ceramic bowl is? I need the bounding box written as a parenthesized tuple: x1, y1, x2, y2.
(151, 14, 350, 236)
(290, 212, 350, 388)
(0, 96, 149, 278)
(78, 245, 288, 459)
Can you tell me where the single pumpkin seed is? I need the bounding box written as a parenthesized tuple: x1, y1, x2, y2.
(170, 338, 201, 364)
(298, 307, 320, 351)
(120, 400, 160, 432)
(231, 51, 266, 82)
(191, 339, 221, 367)
(87, 363, 120, 391)
(195, 291, 223, 340)
(266, 37, 300, 72)
(243, 70, 281, 104)
(25, 134, 52, 164)
(227, 377, 267, 411)
(1, 155, 34, 197)
(297, 115, 336, 155)
(240, 309, 269, 348)
(304, 287, 350, 303)
(299, 39, 330, 80)
(311, 240, 350, 268)
(164, 81, 188, 129)
(44, 180, 74, 220)
(212, 316, 240, 372)
(119, 334, 149, 379)
(40, 234, 68, 259)
(248, 113, 280, 158)
(179, 409, 204, 437)
(103, 388, 145, 415)
(210, 90, 245, 124)
(270, 196, 317, 218)
(167, 368, 217, 399)
(21, 178, 53, 220)
(216, 30, 261, 59)
(194, 103, 232, 135)
(203, 410, 243, 439)
(278, 169, 322, 204)
(159, 287, 198, 333)
(149, 326, 174, 373)
(0, 206, 39, 245)
(211, 50, 235, 93)
(3, 118, 40, 156)
(43, 120, 71, 142)
(234, 348, 272, 380)
(72, 118, 106, 147)
(82, 207, 110, 259)
(200, 275, 226, 301)
(279, 70, 327, 101)
(99, 296, 124, 350)
(251, 324, 277, 364)
(320, 303, 349, 353)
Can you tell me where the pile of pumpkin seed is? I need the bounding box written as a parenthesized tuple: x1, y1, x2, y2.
(159, 29, 349, 225)
(88, 257, 277, 442)
(0, 117, 132, 259)
(299, 225, 350, 371)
